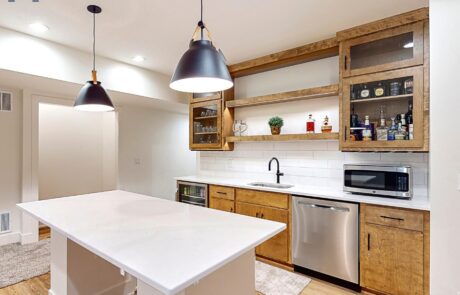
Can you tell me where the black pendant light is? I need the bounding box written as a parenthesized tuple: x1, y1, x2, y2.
(74, 5, 114, 112)
(170, 0, 233, 93)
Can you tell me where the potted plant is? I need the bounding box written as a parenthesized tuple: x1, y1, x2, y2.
(268, 116, 284, 135)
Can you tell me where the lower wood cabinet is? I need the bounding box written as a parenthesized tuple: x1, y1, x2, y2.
(209, 185, 235, 213)
(209, 197, 234, 212)
(235, 189, 291, 265)
(360, 204, 429, 295)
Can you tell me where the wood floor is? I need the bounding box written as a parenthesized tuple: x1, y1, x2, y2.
(0, 227, 360, 295)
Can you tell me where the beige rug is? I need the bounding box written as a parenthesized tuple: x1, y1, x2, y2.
(256, 261, 311, 295)
(0, 239, 50, 288)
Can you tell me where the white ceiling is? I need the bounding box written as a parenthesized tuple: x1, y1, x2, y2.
(0, 0, 428, 75)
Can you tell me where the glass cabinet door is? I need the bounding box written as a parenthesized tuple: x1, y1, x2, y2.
(188, 91, 222, 104)
(341, 66, 424, 151)
(189, 99, 222, 150)
(342, 22, 424, 77)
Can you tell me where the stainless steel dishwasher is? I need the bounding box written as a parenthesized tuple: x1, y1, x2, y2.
(292, 196, 359, 289)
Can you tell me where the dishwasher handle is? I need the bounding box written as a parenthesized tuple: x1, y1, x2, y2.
(298, 201, 350, 213)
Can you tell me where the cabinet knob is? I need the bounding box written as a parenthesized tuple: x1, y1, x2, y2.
(256, 212, 259, 218)
(230, 207, 233, 212)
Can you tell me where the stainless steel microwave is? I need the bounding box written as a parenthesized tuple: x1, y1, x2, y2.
(343, 164, 412, 199)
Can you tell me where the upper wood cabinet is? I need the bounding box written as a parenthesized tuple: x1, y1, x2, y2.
(341, 22, 424, 77)
(341, 66, 426, 151)
(188, 89, 234, 151)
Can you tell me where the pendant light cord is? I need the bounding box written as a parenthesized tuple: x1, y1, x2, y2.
(92, 12, 96, 72)
(199, 0, 204, 40)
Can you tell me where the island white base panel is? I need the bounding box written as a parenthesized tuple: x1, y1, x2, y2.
(48, 229, 256, 295)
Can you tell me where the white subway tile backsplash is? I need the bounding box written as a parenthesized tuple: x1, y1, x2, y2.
(198, 142, 429, 197)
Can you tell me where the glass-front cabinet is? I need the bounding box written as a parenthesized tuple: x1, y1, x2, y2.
(342, 22, 424, 77)
(189, 99, 223, 150)
(341, 67, 425, 151)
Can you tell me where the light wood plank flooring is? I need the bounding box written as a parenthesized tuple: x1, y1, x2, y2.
(0, 227, 360, 295)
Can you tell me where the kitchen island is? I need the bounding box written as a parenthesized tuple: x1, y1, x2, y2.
(17, 190, 285, 295)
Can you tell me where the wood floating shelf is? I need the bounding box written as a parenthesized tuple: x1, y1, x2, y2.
(351, 93, 413, 103)
(226, 84, 339, 108)
(226, 133, 339, 142)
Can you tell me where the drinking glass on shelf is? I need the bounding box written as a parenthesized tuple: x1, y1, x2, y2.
(233, 120, 242, 136)
(239, 121, 248, 136)
(200, 110, 206, 117)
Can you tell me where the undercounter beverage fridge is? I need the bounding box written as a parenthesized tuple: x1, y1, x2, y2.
(176, 181, 208, 207)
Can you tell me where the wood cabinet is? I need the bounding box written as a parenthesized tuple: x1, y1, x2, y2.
(339, 18, 429, 152)
(235, 189, 291, 265)
(188, 89, 234, 151)
(341, 22, 424, 77)
(341, 66, 426, 151)
(360, 204, 429, 295)
(209, 185, 235, 213)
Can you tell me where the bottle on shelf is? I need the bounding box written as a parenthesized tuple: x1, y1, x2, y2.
(306, 114, 315, 133)
(362, 115, 373, 141)
(404, 78, 414, 94)
(350, 105, 359, 128)
(388, 117, 397, 141)
(406, 102, 414, 140)
(395, 114, 407, 140)
(360, 84, 370, 99)
(373, 82, 386, 98)
(376, 108, 388, 141)
(321, 116, 332, 133)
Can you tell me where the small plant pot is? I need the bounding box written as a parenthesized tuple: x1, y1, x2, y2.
(270, 126, 282, 135)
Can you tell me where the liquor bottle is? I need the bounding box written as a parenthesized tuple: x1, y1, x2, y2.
(395, 114, 407, 140)
(388, 117, 397, 141)
(306, 114, 315, 133)
(374, 82, 386, 97)
(376, 108, 388, 141)
(350, 105, 359, 128)
(404, 78, 414, 94)
(360, 84, 370, 99)
(406, 103, 414, 140)
(362, 115, 372, 141)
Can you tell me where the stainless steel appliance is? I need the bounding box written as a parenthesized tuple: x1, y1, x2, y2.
(176, 181, 208, 207)
(292, 196, 359, 289)
(343, 164, 412, 199)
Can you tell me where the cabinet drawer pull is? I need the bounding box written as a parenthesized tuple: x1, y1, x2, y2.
(230, 207, 233, 212)
(256, 212, 259, 218)
(344, 56, 348, 70)
(380, 215, 404, 222)
(217, 192, 227, 195)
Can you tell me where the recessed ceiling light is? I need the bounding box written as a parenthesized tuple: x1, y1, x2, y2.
(403, 42, 414, 49)
(29, 22, 49, 33)
(132, 56, 145, 62)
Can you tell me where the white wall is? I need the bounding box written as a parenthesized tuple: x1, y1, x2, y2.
(198, 55, 428, 198)
(429, 1, 460, 294)
(118, 106, 196, 200)
(0, 27, 181, 104)
(38, 103, 117, 200)
(0, 87, 22, 245)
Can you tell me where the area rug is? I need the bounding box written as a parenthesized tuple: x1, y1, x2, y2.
(255, 261, 311, 295)
(0, 238, 50, 288)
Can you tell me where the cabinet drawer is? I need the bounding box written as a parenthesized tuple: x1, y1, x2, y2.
(236, 189, 289, 209)
(364, 204, 424, 232)
(209, 185, 235, 201)
(209, 197, 234, 213)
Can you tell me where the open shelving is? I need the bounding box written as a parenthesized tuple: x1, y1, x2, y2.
(225, 84, 338, 108)
(226, 133, 339, 142)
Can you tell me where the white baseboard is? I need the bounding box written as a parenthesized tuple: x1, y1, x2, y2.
(0, 231, 20, 246)
(48, 289, 56, 295)
(21, 231, 38, 244)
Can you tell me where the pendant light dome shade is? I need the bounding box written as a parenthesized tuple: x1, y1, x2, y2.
(74, 80, 114, 112)
(170, 40, 233, 93)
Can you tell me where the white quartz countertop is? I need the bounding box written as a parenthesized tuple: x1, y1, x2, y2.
(175, 176, 430, 211)
(17, 190, 285, 295)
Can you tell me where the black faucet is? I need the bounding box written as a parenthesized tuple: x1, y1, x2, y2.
(268, 157, 284, 184)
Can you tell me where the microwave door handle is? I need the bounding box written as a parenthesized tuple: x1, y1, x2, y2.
(298, 201, 350, 213)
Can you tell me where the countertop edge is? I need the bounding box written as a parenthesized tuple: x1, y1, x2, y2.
(175, 176, 431, 211)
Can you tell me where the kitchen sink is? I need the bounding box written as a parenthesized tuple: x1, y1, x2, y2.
(247, 182, 294, 189)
